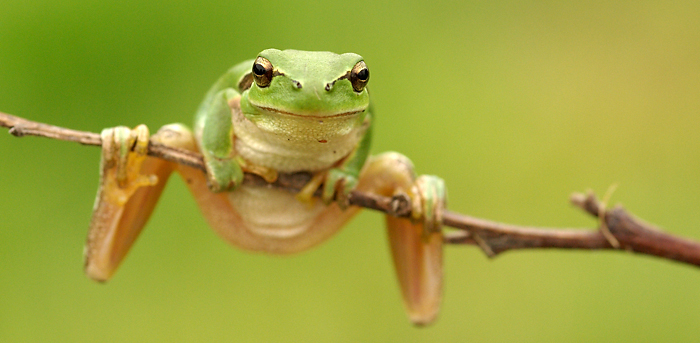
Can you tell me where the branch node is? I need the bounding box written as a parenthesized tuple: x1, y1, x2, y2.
(443, 231, 471, 244)
(389, 193, 411, 217)
(599, 215, 621, 249)
(599, 184, 621, 249)
(8, 125, 24, 137)
(472, 232, 496, 258)
(570, 190, 601, 217)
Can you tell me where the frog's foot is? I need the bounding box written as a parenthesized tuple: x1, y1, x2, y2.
(412, 175, 446, 237)
(322, 168, 359, 209)
(204, 156, 244, 193)
(237, 157, 278, 183)
(85, 125, 160, 281)
(294, 168, 358, 209)
(85, 124, 196, 282)
(295, 172, 326, 205)
(356, 152, 446, 326)
(101, 126, 158, 204)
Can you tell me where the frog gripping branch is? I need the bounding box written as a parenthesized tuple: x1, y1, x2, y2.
(84, 49, 447, 325)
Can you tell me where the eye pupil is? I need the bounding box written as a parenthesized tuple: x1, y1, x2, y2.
(252, 63, 266, 76)
(357, 68, 369, 81)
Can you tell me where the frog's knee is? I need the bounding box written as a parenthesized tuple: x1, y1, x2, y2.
(368, 151, 416, 176)
(153, 123, 196, 150)
(374, 151, 410, 163)
(156, 123, 192, 136)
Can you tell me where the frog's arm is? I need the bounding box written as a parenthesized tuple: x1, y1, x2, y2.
(320, 109, 373, 204)
(343, 111, 373, 176)
(194, 61, 254, 192)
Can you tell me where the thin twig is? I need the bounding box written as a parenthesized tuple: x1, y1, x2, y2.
(3, 111, 700, 268)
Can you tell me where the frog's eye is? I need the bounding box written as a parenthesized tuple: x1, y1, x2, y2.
(349, 61, 369, 92)
(252, 57, 274, 88)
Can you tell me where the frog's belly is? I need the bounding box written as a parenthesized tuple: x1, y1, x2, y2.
(228, 186, 327, 238)
(200, 185, 360, 254)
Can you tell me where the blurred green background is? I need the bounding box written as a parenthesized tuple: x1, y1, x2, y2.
(1, 0, 699, 341)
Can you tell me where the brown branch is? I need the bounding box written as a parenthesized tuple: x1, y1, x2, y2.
(444, 193, 700, 268)
(3, 111, 700, 268)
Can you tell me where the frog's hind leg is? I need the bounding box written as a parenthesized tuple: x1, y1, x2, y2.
(84, 124, 195, 282)
(356, 152, 446, 326)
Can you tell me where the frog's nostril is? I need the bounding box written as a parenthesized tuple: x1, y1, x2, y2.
(292, 80, 302, 89)
(325, 83, 333, 91)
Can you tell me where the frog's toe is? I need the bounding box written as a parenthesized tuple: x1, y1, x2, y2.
(414, 175, 446, 235)
(101, 125, 157, 191)
(322, 168, 358, 208)
(130, 124, 150, 155)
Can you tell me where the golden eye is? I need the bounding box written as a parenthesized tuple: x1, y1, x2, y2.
(349, 61, 369, 92)
(252, 56, 274, 88)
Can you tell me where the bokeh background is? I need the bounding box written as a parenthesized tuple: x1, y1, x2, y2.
(1, 1, 699, 341)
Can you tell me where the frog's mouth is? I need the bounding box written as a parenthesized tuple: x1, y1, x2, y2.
(253, 105, 364, 119)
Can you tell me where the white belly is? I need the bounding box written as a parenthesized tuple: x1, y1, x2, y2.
(227, 185, 327, 239)
(196, 184, 359, 254)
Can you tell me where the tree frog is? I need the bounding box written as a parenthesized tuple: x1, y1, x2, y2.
(84, 49, 446, 325)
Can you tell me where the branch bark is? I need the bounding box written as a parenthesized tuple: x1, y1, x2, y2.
(3, 111, 700, 268)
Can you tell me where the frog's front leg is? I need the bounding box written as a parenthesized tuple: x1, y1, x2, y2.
(356, 152, 446, 326)
(198, 88, 245, 192)
(84, 124, 196, 281)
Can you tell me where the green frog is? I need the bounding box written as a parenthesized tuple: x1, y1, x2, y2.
(85, 49, 446, 325)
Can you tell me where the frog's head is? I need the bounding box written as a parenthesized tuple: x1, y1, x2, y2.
(242, 49, 370, 119)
